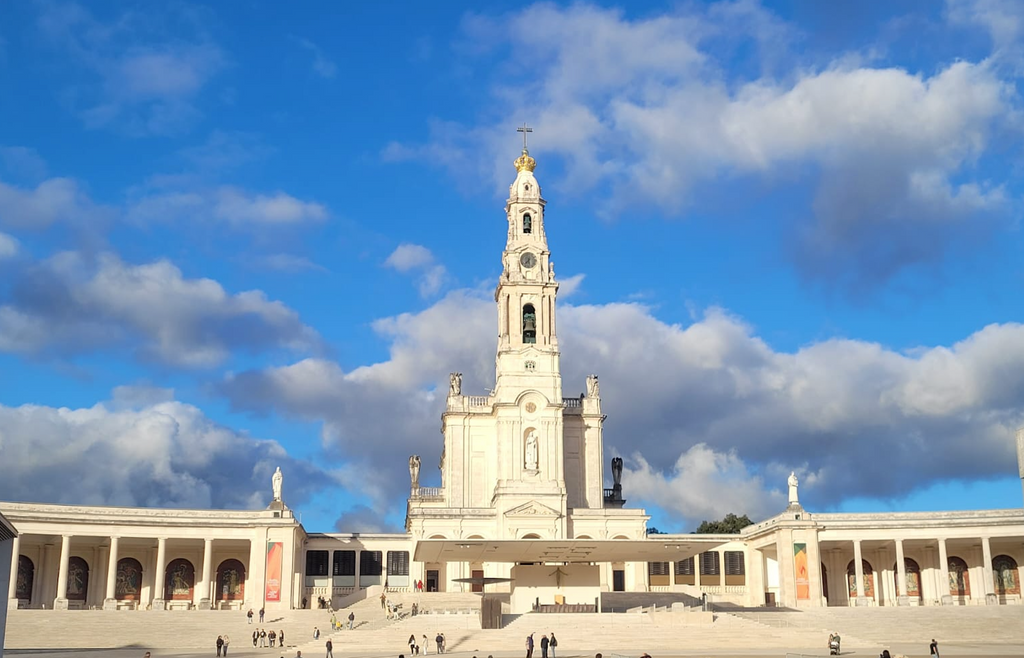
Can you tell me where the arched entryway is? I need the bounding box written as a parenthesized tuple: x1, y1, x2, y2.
(116, 557, 144, 601)
(67, 556, 90, 602)
(216, 559, 246, 601)
(993, 555, 1020, 597)
(165, 558, 195, 601)
(948, 556, 970, 599)
(892, 557, 922, 602)
(846, 559, 874, 601)
(16, 555, 34, 601)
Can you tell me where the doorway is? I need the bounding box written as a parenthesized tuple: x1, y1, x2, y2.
(426, 570, 439, 592)
(472, 569, 484, 593)
(612, 569, 625, 592)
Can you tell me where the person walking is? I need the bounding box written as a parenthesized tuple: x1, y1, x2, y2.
(381, 592, 388, 609)
(409, 634, 417, 655)
(436, 632, 444, 654)
(348, 611, 355, 630)
(260, 628, 268, 648)
(313, 627, 320, 640)
(279, 629, 285, 647)
(549, 633, 557, 658)
(222, 634, 230, 656)
(526, 633, 534, 658)
(325, 638, 334, 658)
(269, 629, 276, 647)
(217, 635, 224, 656)
(259, 607, 265, 623)
(252, 630, 258, 648)
(247, 609, 254, 624)
(422, 634, 429, 654)
(930, 639, 940, 658)
(540, 634, 549, 658)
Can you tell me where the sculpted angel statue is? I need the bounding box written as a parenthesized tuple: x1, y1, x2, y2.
(586, 374, 600, 398)
(449, 372, 462, 396)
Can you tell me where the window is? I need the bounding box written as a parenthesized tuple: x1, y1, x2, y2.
(333, 550, 355, 577)
(725, 551, 745, 575)
(523, 304, 536, 344)
(306, 550, 329, 577)
(699, 551, 720, 576)
(724, 551, 746, 586)
(674, 557, 695, 585)
(523, 213, 532, 234)
(359, 550, 383, 576)
(648, 561, 670, 586)
(387, 551, 410, 577)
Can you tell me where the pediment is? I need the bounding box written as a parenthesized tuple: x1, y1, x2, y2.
(504, 500, 560, 517)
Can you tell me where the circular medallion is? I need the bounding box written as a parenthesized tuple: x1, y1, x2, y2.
(520, 252, 537, 268)
(525, 402, 537, 413)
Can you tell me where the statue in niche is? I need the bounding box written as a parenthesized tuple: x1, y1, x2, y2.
(586, 374, 600, 398)
(788, 471, 799, 505)
(409, 455, 421, 490)
(272, 467, 283, 501)
(611, 457, 623, 486)
(449, 372, 462, 396)
(525, 431, 539, 470)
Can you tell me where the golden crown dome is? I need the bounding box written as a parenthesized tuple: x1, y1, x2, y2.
(514, 148, 536, 173)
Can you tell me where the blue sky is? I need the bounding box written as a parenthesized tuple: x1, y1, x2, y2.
(1, 0, 1022, 533)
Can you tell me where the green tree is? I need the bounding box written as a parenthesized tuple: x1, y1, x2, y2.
(693, 513, 752, 534)
(646, 526, 667, 535)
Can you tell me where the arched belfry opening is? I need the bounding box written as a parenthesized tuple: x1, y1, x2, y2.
(523, 304, 536, 343)
(523, 213, 532, 234)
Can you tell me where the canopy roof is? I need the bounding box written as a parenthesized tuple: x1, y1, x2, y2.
(413, 538, 726, 564)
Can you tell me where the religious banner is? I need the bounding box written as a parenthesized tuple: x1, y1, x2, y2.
(794, 543, 809, 600)
(265, 541, 284, 602)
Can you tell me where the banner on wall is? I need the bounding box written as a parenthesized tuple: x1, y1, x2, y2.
(265, 541, 284, 602)
(794, 543, 809, 600)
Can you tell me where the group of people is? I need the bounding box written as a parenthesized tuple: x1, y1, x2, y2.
(878, 639, 940, 658)
(250, 627, 284, 648)
(214, 635, 230, 656)
(400, 632, 446, 654)
(247, 607, 267, 623)
(524, 632, 558, 658)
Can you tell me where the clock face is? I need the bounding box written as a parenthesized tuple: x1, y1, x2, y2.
(520, 252, 537, 269)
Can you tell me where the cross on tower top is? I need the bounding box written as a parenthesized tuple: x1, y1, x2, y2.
(517, 123, 533, 151)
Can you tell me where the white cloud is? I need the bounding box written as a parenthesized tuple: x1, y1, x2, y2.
(127, 186, 328, 227)
(558, 273, 585, 298)
(0, 146, 48, 181)
(384, 243, 449, 297)
(0, 176, 108, 230)
(258, 253, 328, 273)
(295, 37, 337, 78)
(0, 232, 18, 259)
(219, 287, 1024, 527)
(395, 3, 1016, 290)
(36, 2, 224, 134)
(0, 252, 321, 367)
(0, 392, 334, 509)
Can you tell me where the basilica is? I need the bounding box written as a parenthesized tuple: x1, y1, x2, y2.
(3, 146, 1024, 617)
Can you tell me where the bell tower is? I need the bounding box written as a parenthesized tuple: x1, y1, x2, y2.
(493, 126, 561, 402)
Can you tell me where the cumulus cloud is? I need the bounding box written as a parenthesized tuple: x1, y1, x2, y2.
(0, 251, 321, 367)
(393, 3, 1016, 291)
(0, 390, 335, 509)
(36, 2, 224, 134)
(219, 287, 1024, 528)
(0, 176, 109, 230)
(384, 243, 449, 297)
(334, 505, 402, 534)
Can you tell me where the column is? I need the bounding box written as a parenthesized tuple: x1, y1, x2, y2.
(807, 535, 823, 606)
(8, 535, 20, 603)
(34, 544, 50, 607)
(895, 539, 908, 605)
(103, 536, 119, 609)
(853, 540, 867, 605)
(981, 536, 996, 604)
(938, 538, 951, 605)
(152, 538, 167, 609)
(54, 535, 71, 610)
(199, 538, 213, 609)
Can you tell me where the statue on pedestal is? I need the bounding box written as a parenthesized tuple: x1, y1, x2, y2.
(272, 467, 283, 501)
(611, 457, 623, 486)
(586, 374, 600, 398)
(449, 372, 462, 396)
(525, 431, 539, 470)
(788, 471, 799, 506)
(409, 455, 421, 490)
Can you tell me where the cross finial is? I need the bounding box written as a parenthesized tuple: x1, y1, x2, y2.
(517, 123, 533, 152)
